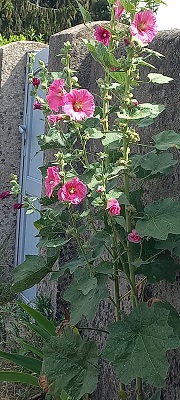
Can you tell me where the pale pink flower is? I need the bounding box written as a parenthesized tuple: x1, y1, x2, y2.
(132, 99, 139, 106)
(130, 10, 158, 44)
(106, 198, 121, 216)
(128, 229, 141, 243)
(58, 177, 87, 205)
(47, 114, 63, 124)
(115, 0, 124, 20)
(97, 186, 105, 193)
(46, 79, 66, 112)
(32, 77, 40, 88)
(33, 100, 42, 110)
(45, 166, 61, 198)
(94, 25, 111, 46)
(62, 89, 95, 121)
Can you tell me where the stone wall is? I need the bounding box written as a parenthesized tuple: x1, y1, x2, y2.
(47, 25, 180, 400)
(0, 41, 46, 269)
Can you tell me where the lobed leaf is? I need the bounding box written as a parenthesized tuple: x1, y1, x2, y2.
(153, 130, 180, 150)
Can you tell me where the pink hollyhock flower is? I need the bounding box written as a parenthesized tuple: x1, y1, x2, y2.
(0, 190, 11, 200)
(45, 166, 61, 198)
(13, 203, 23, 210)
(94, 25, 111, 46)
(46, 79, 66, 112)
(97, 186, 105, 193)
(47, 114, 63, 124)
(115, 0, 124, 20)
(130, 10, 158, 44)
(58, 177, 87, 205)
(33, 100, 42, 110)
(106, 198, 121, 216)
(62, 89, 95, 121)
(32, 77, 40, 88)
(128, 229, 141, 243)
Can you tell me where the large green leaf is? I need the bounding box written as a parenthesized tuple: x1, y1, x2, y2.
(154, 301, 180, 339)
(150, 392, 161, 400)
(0, 351, 41, 374)
(153, 130, 180, 150)
(148, 73, 173, 84)
(12, 255, 51, 293)
(24, 322, 50, 340)
(42, 327, 98, 400)
(103, 303, 180, 387)
(50, 257, 87, 280)
(136, 253, 180, 283)
(136, 199, 180, 240)
(64, 268, 108, 324)
(117, 104, 165, 121)
(0, 371, 39, 386)
(17, 302, 56, 336)
(132, 151, 177, 178)
(155, 234, 180, 256)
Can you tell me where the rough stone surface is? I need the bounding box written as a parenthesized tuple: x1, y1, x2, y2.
(46, 26, 180, 399)
(0, 41, 46, 268)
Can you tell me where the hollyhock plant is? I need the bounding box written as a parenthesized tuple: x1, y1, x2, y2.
(58, 177, 87, 205)
(130, 10, 158, 44)
(115, 0, 124, 20)
(47, 114, 63, 124)
(62, 89, 95, 121)
(106, 198, 121, 216)
(33, 100, 42, 110)
(45, 166, 61, 198)
(46, 79, 66, 112)
(97, 186, 105, 193)
(32, 77, 40, 88)
(94, 25, 111, 46)
(128, 229, 141, 243)
(0, 190, 11, 200)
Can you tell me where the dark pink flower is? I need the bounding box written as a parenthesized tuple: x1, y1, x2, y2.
(47, 114, 63, 124)
(46, 79, 66, 112)
(33, 100, 42, 110)
(110, 66, 118, 72)
(45, 166, 61, 198)
(13, 203, 23, 210)
(97, 186, 105, 193)
(32, 77, 40, 88)
(58, 177, 87, 205)
(115, 0, 124, 20)
(128, 229, 141, 243)
(0, 190, 11, 200)
(62, 89, 95, 121)
(106, 198, 121, 216)
(94, 25, 111, 46)
(124, 37, 131, 46)
(130, 10, 158, 44)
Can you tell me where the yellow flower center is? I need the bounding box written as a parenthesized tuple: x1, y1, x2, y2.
(50, 180, 54, 185)
(69, 187, 75, 194)
(138, 21, 146, 31)
(73, 101, 82, 112)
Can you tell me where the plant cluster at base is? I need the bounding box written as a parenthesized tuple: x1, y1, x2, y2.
(1, 0, 180, 399)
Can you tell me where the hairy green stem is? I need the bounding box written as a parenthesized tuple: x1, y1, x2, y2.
(77, 127, 89, 166)
(69, 209, 92, 273)
(136, 377, 143, 400)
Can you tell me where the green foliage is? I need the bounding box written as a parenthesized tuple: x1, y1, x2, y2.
(0, 350, 41, 374)
(150, 392, 161, 400)
(64, 268, 109, 324)
(12, 255, 52, 293)
(42, 327, 98, 399)
(132, 151, 177, 179)
(136, 199, 180, 240)
(17, 302, 56, 336)
(148, 73, 173, 84)
(153, 130, 180, 150)
(136, 253, 180, 283)
(0, 371, 39, 386)
(103, 303, 180, 387)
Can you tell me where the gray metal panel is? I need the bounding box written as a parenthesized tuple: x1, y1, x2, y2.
(15, 47, 49, 302)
